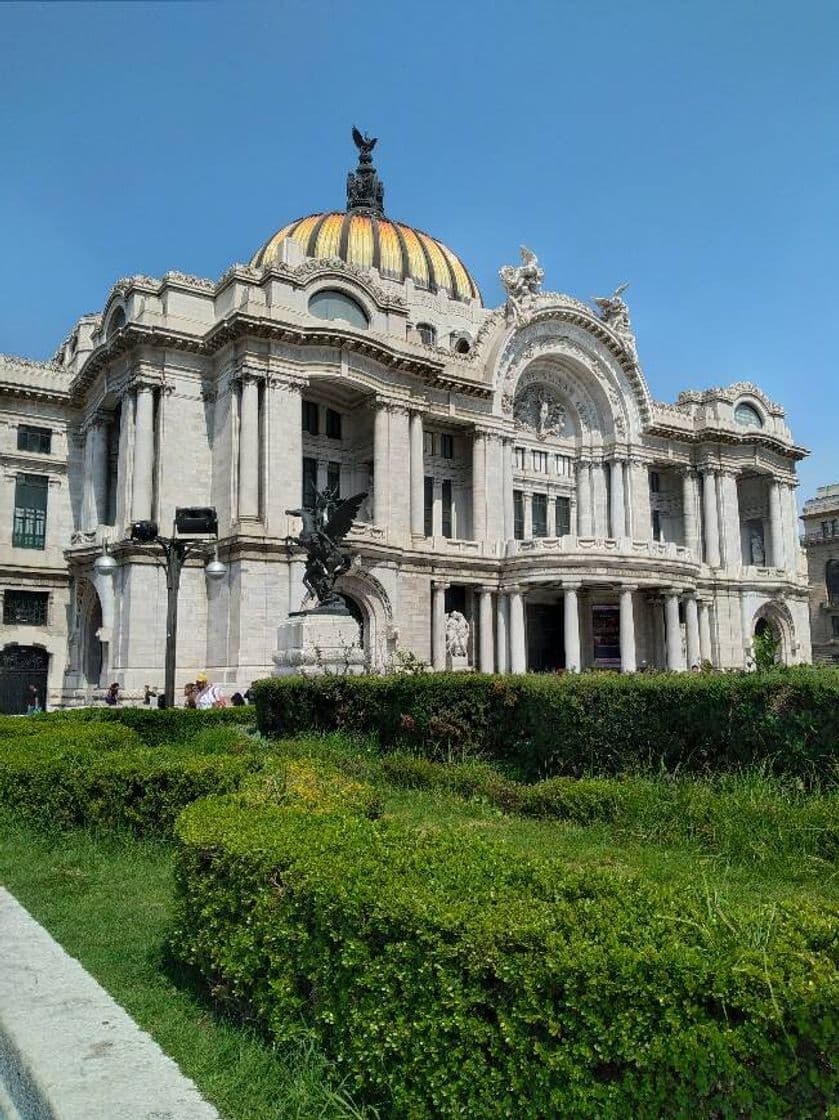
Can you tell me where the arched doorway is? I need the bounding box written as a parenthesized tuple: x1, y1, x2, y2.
(0, 645, 49, 714)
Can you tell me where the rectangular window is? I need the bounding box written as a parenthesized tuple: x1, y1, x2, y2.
(302, 457, 318, 508)
(514, 447, 526, 470)
(532, 492, 548, 537)
(327, 461, 341, 499)
(302, 400, 319, 436)
(440, 433, 454, 459)
(423, 431, 434, 455)
(532, 450, 548, 473)
(424, 476, 434, 536)
(513, 489, 524, 540)
(13, 474, 48, 550)
(325, 408, 342, 440)
(17, 425, 52, 454)
(441, 480, 453, 538)
(3, 590, 48, 626)
(556, 496, 571, 536)
(649, 470, 660, 494)
(833, 616, 839, 639)
(652, 509, 662, 541)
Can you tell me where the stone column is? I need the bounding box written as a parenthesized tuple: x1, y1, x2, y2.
(546, 496, 557, 537)
(701, 469, 720, 568)
(432, 479, 443, 537)
(593, 461, 608, 537)
(619, 585, 637, 672)
(685, 592, 701, 669)
(785, 482, 801, 574)
(471, 430, 487, 542)
(577, 460, 593, 536)
(502, 438, 515, 541)
(563, 583, 581, 672)
(478, 587, 494, 672)
(682, 468, 699, 558)
(664, 590, 684, 671)
(132, 384, 156, 522)
(431, 581, 448, 670)
(114, 394, 134, 531)
(495, 592, 509, 673)
(629, 459, 651, 540)
(509, 588, 526, 674)
(264, 375, 304, 537)
(698, 599, 712, 665)
(409, 411, 424, 535)
(82, 418, 108, 531)
(610, 458, 626, 539)
(238, 375, 260, 521)
(719, 471, 741, 570)
(523, 492, 533, 540)
(769, 478, 783, 569)
(373, 403, 389, 527)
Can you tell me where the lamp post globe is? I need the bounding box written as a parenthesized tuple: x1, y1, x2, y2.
(94, 551, 117, 575)
(205, 557, 227, 580)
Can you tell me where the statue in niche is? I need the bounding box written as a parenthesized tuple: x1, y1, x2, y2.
(750, 527, 766, 566)
(514, 383, 567, 440)
(499, 246, 544, 321)
(593, 282, 637, 358)
(445, 611, 470, 658)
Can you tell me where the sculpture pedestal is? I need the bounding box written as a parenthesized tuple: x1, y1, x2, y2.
(272, 608, 366, 677)
(446, 653, 471, 672)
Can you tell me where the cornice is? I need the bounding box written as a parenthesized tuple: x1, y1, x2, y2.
(646, 419, 808, 460)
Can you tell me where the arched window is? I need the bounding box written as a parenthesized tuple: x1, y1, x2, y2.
(454, 337, 471, 355)
(308, 289, 369, 329)
(734, 401, 763, 428)
(106, 306, 126, 338)
(416, 323, 436, 346)
(826, 559, 839, 606)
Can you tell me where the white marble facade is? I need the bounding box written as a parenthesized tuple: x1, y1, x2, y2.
(0, 145, 812, 706)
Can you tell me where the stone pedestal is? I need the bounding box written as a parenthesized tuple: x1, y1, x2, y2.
(446, 653, 470, 672)
(272, 608, 366, 676)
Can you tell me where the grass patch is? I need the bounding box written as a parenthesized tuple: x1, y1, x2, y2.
(0, 808, 372, 1120)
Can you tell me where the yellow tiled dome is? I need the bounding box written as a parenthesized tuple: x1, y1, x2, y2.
(251, 211, 481, 304)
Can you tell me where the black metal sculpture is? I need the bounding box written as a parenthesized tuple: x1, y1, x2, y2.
(346, 126, 385, 216)
(286, 489, 367, 608)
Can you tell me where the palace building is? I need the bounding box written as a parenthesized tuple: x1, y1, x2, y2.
(0, 133, 812, 708)
(801, 483, 839, 664)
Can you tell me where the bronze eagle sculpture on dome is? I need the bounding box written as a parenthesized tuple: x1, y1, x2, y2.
(285, 488, 367, 608)
(352, 126, 377, 156)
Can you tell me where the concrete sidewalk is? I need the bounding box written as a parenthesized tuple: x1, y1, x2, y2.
(0, 887, 220, 1120)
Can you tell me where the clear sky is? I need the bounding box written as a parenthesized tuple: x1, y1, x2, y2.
(1, 0, 836, 505)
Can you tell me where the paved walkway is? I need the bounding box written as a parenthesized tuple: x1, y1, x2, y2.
(0, 888, 220, 1120)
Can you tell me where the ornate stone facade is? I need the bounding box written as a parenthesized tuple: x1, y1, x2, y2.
(0, 137, 812, 707)
(801, 484, 839, 664)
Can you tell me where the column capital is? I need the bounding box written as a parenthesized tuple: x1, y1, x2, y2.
(665, 587, 682, 598)
(562, 581, 582, 592)
(374, 394, 410, 415)
(477, 583, 496, 594)
(682, 587, 698, 599)
(620, 583, 638, 593)
(431, 579, 450, 592)
(679, 463, 697, 477)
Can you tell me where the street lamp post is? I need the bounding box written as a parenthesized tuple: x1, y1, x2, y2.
(118, 507, 226, 708)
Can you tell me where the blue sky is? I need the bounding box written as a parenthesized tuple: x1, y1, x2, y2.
(1, 0, 836, 504)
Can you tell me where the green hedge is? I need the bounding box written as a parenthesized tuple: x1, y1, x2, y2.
(172, 790, 838, 1118)
(254, 669, 839, 784)
(36, 705, 256, 746)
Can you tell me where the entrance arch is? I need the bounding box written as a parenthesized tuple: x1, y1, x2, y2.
(750, 599, 797, 665)
(0, 644, 49, 714)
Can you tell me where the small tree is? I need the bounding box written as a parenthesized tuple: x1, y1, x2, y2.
(753, 621, 780, 671)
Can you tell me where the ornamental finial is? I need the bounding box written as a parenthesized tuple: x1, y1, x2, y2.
(346, 127, 385, 216)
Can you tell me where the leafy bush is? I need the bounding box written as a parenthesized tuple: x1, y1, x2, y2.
(31, 705, 256, 746)
(239, 758, 382, 819)
(172, 792, 839, 1118)
(254, 669, 839, 785)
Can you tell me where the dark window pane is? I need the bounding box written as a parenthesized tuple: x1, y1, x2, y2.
(308, 289, 369, 329)
(556, 496, 571, 536)
(327, 461, 341, 499)
(302, 457, 318, 508)
(513, 490, 524, 540)
(649, 471, 660, 493)
(416, 323, 436, 346)
(441, 480, 452, 539)
(827, 560, 839, 606)
(532, 493, 547, 538)
(325, 409, 342, 440)
(17, 426, 52, 454)
(440, 434, 454, 459)
(832, 616, 839, 638)
(13, 474, 48, 550)
(652, 509, 662, 542)
(302, 401, 319, 435)
(3, 590, 48, 626)
(424, 476, 433, 536)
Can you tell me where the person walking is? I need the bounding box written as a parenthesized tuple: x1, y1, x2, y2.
(194, 672, 227, 709)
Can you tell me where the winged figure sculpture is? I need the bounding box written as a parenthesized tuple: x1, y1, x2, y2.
(352, 126, 377, 156)
(286, 488, 367, 607)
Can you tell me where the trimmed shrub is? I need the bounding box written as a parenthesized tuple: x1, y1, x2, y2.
(32, 705, 256, 746)
(172, 793, 839, 1118)
(0, 744, 260, 835)
(253, 668, 839, 785)
(239, 758, 382, 818)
